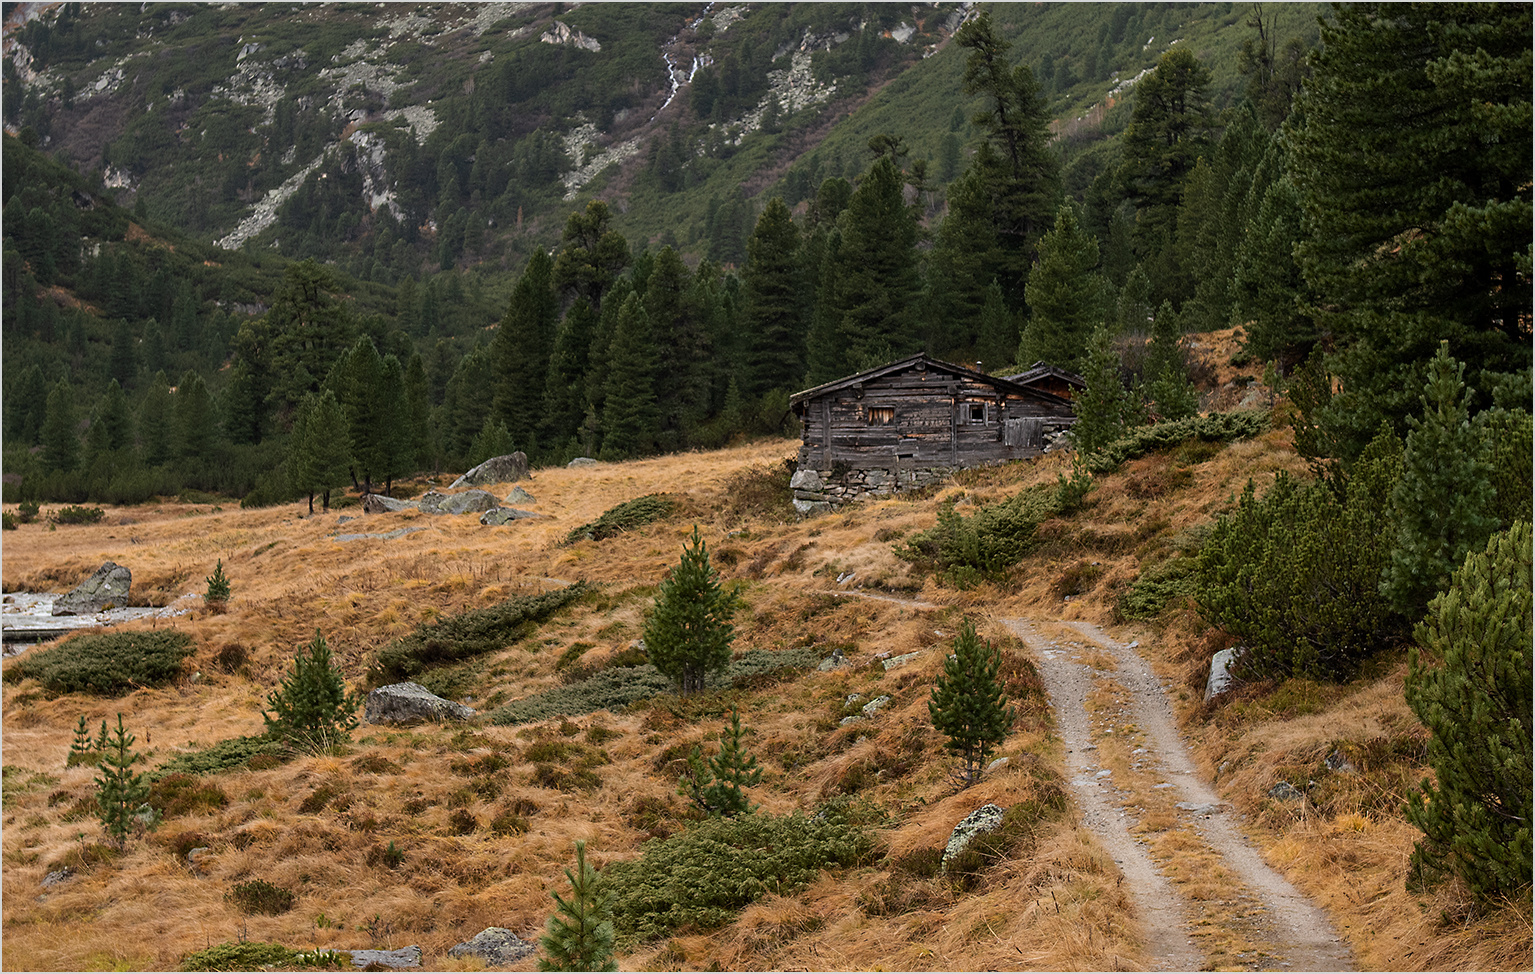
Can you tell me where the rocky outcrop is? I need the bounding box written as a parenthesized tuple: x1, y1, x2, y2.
(480, 508, 548, 526)
(52, 562, 132, 616)
(418, 489, 498, 515)
(362, 494, 418, 514)
(348, 946, 421, 969)
(450, 452, 529, 488)
(941, 803, 1007, 871)
(1204, 647, 1239, 702)
(566, 457, 598, 468)
(540, 20, 601, 51)
(504, 486, 536, 505)
(447, 928, 536, 966)
(364, 682, 476, 724)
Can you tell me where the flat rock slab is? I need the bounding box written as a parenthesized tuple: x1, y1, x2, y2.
(566, 457, 597, 468)
(365, 682, 477, 724)
(480, 507, 549, 526)
(504, 486, 536, 504)
(418, 489, 499, 515)
(53, 562, 132, 616)
(363, 494, 419, 514)
(348, 945, 421, 969)
(447, 927, 536, 966)
(942, 802, 1007, 870)
(450, 452, 529, 488)
(334, 527, 429, 543)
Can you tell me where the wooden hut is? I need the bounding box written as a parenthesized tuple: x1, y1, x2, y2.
(788, 353, 1076, 511)
(1002, 362, 1087, 401)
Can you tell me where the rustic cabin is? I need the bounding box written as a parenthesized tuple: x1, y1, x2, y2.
(788, 353, 1076, 511)
(1002, 362, 1087, 401)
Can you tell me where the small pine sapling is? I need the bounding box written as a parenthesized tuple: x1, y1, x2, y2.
(539, 840, 616, 972)
(929, 618, 1016, 787)
(95, 713, 150, 850)
(68, 715, 99, 768)
(263, 631, 361, 754)
(1405, 521, 1532, 907)
(679, 707, 763, 816)
(643, 525, 740, 696)
(204, 559, 231, 609)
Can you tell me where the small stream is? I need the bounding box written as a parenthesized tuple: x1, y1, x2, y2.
(1, 592, 191, 653)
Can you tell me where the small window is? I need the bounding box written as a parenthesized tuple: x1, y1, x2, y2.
(968, 403, 987, 423)
(867, 406, 895, 425)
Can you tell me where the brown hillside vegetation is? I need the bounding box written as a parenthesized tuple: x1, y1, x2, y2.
(3, 356, 1530, 971)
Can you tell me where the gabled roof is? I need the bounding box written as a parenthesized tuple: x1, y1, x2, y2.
(790, 353, 1073, 409)
(1002, 361, 1087, 389)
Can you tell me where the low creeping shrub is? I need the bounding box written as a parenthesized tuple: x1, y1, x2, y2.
(226, 878, 296, 915)
(898, 485, 1058, 586)
(1117, 555, 1200, 621)
(179, 941, 296, 972)
(149, 735, 287, 781)
(369, 582, 591, 685)
(564, 494, 676, 545)
(6, 630, 195, 695)
(52, 505, 105, 525)
(1086, 410, 1269, 473)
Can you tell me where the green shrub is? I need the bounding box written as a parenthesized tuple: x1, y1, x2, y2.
(53, 505, 105, 525)
(1195, 429, 1404, 680)
(1086, 410, 1269, 473)
(18, 499, 40, 523)
(1405, 522, 1532, 906)
(366, 841, 405, 869)
(263, 632, 360, 753)
(8, 630, 195, 695)
(2, 512, 16, 531)
(898, 485, 1058, 586)
(369, 582, 591, 685)
(179, 941, 297, 972)
(1117, 555, 1200, 621)
(149, 774, 229, 817)
(204, 559, 231, 606)
(150, 735, 287, 781)
(226, 878, 296, 915)
(563, 494, 675, 545)
(605, 800, 878, 941)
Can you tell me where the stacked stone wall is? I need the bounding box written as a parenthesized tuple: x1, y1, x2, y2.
(790, 465, 955, 514)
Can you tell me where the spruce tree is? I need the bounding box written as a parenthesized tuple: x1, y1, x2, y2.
(538, 841, 616, 972)
(739, 198, 805, 400)
(975, 279, 1018, 371)
(679, 707, 762, 817)
(828, 156, 921, 368)
(173, 370, 218, 462)
(97, 379, 135, 452)
(1145, 302, 1198, 421)
(95, 713, 149, 851)
(646, 246, 712, 448)
(490, 249, 558, 449)
(40, 379, 80, 473)
(598, 293, 661, 462)
(1117, 47, 1215, 249)
(929, 618, 1015, 787)
(262, 260, 358, 417)
(1405, 522, 1532, 906)
(1232, 174, 1317, 364)
(289, 390, 352, 514)
(468, 417, 516, 467)
(1070, 327, 1132, 456)
(644, 526, 739, 696)
(1381, 342, 1499, 617)
(263, 631, 361, 753)
(1020, 203, 1106, 373)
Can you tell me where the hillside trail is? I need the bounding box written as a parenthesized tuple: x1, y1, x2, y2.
(1000, 616, 1355, 972)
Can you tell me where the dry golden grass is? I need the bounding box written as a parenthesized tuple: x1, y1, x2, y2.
(4, 378, 1530, 971)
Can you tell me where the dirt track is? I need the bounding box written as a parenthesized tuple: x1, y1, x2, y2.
(1003, 617, 1355, 972)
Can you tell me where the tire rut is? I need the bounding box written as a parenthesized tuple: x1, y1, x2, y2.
(1003, 617, 1355, 972)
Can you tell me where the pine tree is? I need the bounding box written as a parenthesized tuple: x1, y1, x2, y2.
(262, 260, 358, 417)
(1020, 202, 1106, 373)
(289, 390, 352, 514)
(538, 841, 616, 972)
(975, 279, 1018, 372)
(39, 379, 80, 473)
(598, 293, 661, 462)
(646, 246, 712, 448)
(551, 200, 630, 315)
(828, 156, 921, 368)
(1071, 326, 1132, 456)
(95, 713, 150, 851)
(1287, 3, 1532, 461)
(1381, 342, 1499, 617)
(1116, 263, 1154, 335)
(1232, 174, 1317, 364)
(739, 198, 805, 400)
(490, 249, 559, 449)
(1405, 522, 1532, 906)
(468, 417, 516, 467)
(1145, 302, 1198, 421)
(643, 526, 739, 696)
(173, 370, 218, 462)
(679, 707, 763, 817)
(138, 373, 173, 467)
(97, 379, 135, 452)
(1117, 47, 1215, 249)
(929, 618, 1015, 787)
(263, 631, 361, 754)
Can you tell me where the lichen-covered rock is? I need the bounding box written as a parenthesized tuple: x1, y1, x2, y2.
(364, 682, 476, 724)
(1268, 781, 1305, 802)
(479, 507, 548, 526)
(1204, 647, 1240, 702)
(504, 486, 536, 505)
(817, 647, 850, 671)
(881, 651, 922, 671)
(566, 457, 598, 468)
(418, 489, 498, 515)
(348, 945, 421, 969)
(52, 562, 132, 616)
(447, 928, 536, 966)
(450, 453, 529, 488)
(362, 494, 418, 514)
(860, 695, 892, 717)
(941, 803, 1007, 871)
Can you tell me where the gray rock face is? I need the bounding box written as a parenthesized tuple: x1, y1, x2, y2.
(861, 695, 892, 717)
(365, 682, 476, 725)
(53, 562, 132, 616)
(418, 489, 499, 515)
(566, 457, 598, 468)
(1205, 647, 1240, 702)
(348, 945, 421, 969)
(941, 803, 1007, 870)
(447, 927, 536, 966)
(789, 467, 824, 492)
(881, 651, 922, 671)
(1268, 781, 1305, 802)
(479, 507, 548, 526)
(504, 486, 536, 505)
(40, 869, 73, 888)
(362, 494, 418, 514)
(817, 647, 850, 671)
(450, 452, 530, 488)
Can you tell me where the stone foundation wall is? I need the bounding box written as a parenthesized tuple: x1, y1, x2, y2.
(789, 465, 955, 514)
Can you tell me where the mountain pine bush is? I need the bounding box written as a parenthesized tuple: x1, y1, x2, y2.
(928, 618, 1016, 786)
(263, 631, 360, 753)
(5, 630, 195, 695)
(1405, 522, 1532, 907)
(899, 485, 1057, 587)
(539, 841, 617, 972)
(643, 526, 740, 696)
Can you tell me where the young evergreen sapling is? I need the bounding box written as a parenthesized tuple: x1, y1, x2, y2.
(539, 840, 616, 972)
(679, 707, 762, 816)
(929, 618, 1015, 787)
(262, 631, 361, 753)
(204, 559, 231, 608)
(643, 526, 739, 696)
(95, 713, 149, 850)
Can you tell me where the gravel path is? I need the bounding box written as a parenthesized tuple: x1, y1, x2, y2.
(1004, 617, 1355, 972)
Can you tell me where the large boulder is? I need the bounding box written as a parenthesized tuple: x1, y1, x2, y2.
(364, 682, 476, 724)
(52, 562, 132, 616)
(504, 486, 536, 505)
(566, 457, 598, 468)
(418, 489, 499, 515)
(362, 494, 418, 514)
(450, 452, 530, 488)
(480, 507, 548, 526)
(941, 803, 1007, 871)
(447, 928, 536, 966)
(1204, 647, 1240, 703)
